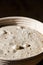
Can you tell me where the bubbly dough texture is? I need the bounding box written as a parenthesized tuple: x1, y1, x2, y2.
(0, 25, 43, 60)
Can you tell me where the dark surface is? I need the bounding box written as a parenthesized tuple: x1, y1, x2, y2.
(0, 0, 43, 65)
(37, 60, 43, 65)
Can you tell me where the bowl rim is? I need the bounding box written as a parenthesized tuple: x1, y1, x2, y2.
(0, 16, 43, 23)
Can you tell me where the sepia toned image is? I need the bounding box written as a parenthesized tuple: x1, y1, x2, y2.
(0, 0, 43, 65)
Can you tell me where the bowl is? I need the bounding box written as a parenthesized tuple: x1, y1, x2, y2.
(0, 17, 43, 65)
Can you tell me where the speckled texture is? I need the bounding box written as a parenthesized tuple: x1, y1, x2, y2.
(0, 25, 43, 60)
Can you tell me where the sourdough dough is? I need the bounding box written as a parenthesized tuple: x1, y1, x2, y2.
(0, 25, 43, 60)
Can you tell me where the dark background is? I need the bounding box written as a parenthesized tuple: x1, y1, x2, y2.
(0, 0, 43, 65)
(0, 0, 43, 22)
